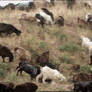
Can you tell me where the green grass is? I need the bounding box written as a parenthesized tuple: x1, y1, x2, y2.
(80, 65, 92, 73)
(0, 63, 11, 78)
(60, 53, 73, 64)
(59, 43, 80, 52)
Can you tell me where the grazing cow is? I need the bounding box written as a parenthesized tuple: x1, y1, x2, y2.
(80, 35, 92, 55)
(73, 73, 92, 82)
(0, 82, 38, 92)
(77, 17, 88, 28)
(55, 16, 64, 26)
(16, 61, 41, 79)
(35, 13, 46, 27)
(4, 3, 15, 10)
(0, 23, 21, 36)
(73, 81, 92, 92)
(14, 82, 38, 92)
(0, 45, 14, 62)
(36, 51, 49, 67)
(0, 82, 14, 92)
(85, 13, 92, 23)
(36, 66, 66, 84)
(45, 0, 55, 6)
(16, 2, 35, 12)
(14, 47, 31, 62)
(71, 64, 80, 72)
(66, 0, 76, 9)
(38, 8, 54, 25)
(84, 2, 91, 9)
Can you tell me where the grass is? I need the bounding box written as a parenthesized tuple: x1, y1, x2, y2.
(60, 53, 73, 64)
(0, 63, 11, 78)
(80, 65, 92, 73)
(59, 43, 80, 52)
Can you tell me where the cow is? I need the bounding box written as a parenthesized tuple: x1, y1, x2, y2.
(16, 60, 41, 79)
(36, 66, 66, 84)
(0, 23, 21, 36)
(0, 82, 14, 92)
(35, 13, 46, 27)
(0, 44, 14, 62)
(4, 3, 15, 10)
(14, 82, 38, 92)
(36, 51, 49, 67)
(55, 16, 64, 26)
(14, 47, 31, 62)
(73, 81, 92, 92)
(73, 73, 92, 82)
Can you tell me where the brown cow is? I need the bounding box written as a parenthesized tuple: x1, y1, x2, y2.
(0, 82, 14, 92)
(14, 82, 38, 92)
(73, 73, 92, 82)
(0, 44, 14, 62)
(36, 51, 49, 66)
(14, 47, 31, 62)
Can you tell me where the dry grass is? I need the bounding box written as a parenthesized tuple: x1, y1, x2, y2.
(0, 2, 92, 91)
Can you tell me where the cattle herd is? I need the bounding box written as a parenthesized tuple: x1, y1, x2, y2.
(0, 0, 92, 92)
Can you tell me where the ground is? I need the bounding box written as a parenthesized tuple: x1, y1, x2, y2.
(0, 1, 92, 91)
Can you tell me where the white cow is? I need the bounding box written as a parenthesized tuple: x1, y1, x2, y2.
(36, 66, 66, 84)
(81, 35, 92, 55)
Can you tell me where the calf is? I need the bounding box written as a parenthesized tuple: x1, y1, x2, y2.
(55, 16, 64, 26)
(0, 23, 21, 36)
(0, 45, 14, 62)
(36, 51, 49, 66)
(74, 81, 92, 92)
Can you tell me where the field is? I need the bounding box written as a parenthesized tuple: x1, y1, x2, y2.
(0, 1, 92, 91)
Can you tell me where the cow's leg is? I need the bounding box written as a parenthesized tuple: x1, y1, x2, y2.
(90, 55, 92, 65)
(2, 56, 5, 63)
(36, 73, 43, 83)
(16, 69, 23, 76)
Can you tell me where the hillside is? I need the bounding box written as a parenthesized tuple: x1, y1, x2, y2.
(0, 1, 92, 91)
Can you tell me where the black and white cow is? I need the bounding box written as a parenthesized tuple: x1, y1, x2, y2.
(35, 8, 54, 27)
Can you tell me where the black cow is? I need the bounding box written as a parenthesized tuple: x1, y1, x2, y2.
(0, 45, 14, 62)
(0, 23, 21, 36)
(16, 61, 41, 79)
(74, 81, 92, 92)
